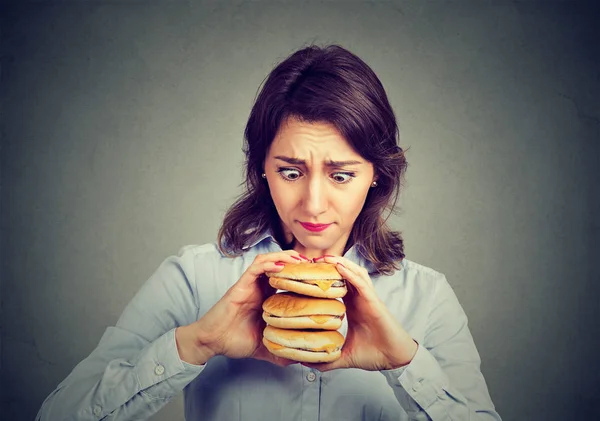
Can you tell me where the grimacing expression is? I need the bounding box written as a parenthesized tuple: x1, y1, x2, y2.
(263, 117, 377, 254)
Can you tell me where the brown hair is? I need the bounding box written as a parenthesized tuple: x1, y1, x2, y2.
(217, 44, 408, 275)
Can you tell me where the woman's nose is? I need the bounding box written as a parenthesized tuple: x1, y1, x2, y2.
(303, 178, 328, 216)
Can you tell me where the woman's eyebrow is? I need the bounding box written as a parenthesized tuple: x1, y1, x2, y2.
(274, 156, 363, 167)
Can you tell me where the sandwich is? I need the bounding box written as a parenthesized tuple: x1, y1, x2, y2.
(262, 292, 346, 330)
(266, 262, 347, 298)
(262, 325, 345, 363)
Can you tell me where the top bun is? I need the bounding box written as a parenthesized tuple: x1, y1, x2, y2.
(263, 292, 346, 317)
(266, 262, 342, 280)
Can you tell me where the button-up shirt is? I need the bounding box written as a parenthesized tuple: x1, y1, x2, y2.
(36, 231, 502, 420)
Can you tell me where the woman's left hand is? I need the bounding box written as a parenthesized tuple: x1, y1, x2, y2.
(303, 255, 418, 372)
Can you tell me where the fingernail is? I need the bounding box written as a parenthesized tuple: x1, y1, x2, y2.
(313, 256, 324, 261)
(291, 256, 301, 260)
(323, 254, 336, 258)
(337, 263, 346, 268)
(275, 262, 285, 266)
(299, 254, 310, 261)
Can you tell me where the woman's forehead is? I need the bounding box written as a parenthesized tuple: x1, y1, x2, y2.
(268, 118, 359, 158)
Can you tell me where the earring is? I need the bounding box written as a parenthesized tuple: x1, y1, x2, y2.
(261, 173, 266, 178)
(371, 181, 378, 187)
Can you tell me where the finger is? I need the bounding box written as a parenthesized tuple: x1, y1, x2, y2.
(343, 280, 359, 300)
(318, 258, 375, 298)
(254, 250, 309, 271)
(315, 255, 372, 284)
(334, 263, 373, 296)
(239, 252, 304, 287)
(281, 249, 311, 262)
(254, 249, 308, 264)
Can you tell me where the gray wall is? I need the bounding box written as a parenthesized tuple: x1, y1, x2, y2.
(1, 1, 598, 420)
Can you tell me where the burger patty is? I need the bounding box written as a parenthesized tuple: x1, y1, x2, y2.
(296, 346, 342, 353)
(290, 279, 346, 288)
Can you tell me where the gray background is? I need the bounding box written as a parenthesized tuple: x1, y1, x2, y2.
(1, 1, 598, 420)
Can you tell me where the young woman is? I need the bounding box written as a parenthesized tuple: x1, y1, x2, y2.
(37, 44, 501, 421)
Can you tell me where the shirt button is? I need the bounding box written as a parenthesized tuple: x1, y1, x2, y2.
(306, 372, 316, 382)
(154, 364, 165, 376)
(93, 405, 102, 416)
(412, 380, 423, 392)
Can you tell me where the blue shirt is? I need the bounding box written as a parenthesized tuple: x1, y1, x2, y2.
(36, 231, 502, 420)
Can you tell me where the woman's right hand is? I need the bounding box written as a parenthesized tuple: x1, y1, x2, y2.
(175, 250, 307, 367)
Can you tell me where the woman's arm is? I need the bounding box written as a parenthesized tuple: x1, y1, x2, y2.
(36, 245, 304, 421)
(35, 246, 206, 421)
(380, 275, 502, 420)
(301, 256, 501, 420)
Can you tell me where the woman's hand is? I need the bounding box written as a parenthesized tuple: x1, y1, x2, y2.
(176, 250, 309, 367)
(303, 255, 418, 372)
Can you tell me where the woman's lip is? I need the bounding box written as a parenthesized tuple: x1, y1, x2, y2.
(299, 222, 332, 232)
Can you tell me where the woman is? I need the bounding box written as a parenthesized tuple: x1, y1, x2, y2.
(36, 45, 501, 420)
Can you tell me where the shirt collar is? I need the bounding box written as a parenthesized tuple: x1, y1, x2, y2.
(241, 228, 277, 251)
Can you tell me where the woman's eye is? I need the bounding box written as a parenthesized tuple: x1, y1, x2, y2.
(278, 168, 302, 181)
(276, 168, 355, 184)
(331, 172, 355, 184)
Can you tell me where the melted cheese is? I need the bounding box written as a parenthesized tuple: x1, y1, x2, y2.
(313, 344, 338, 354)
(305, 279, 335, 291)
(308, 315, 332, 324)
(264, 339, 285, 350)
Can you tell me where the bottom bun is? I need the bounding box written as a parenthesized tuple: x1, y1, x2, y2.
(262, 337, 342, 363)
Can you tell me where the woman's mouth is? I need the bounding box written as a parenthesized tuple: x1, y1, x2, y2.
(299, 222, 332, 232)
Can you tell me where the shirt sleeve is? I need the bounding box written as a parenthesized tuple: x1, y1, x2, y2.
(35, 246, 207, 421)
(380, 275, 502, 420)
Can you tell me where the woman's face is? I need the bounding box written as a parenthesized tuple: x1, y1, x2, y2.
(263, 117, 376, 258)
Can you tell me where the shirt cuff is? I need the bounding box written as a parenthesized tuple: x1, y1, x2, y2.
(134, 328, 206, 399)
(380, 343, 449, 413)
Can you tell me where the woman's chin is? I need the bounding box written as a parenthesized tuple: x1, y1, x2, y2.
(293, 233, 337, 250)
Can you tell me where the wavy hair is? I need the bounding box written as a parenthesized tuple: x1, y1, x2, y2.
(217, 44, 408, 275)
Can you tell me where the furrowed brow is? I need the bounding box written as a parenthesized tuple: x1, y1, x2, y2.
(274, 156, 363, 167)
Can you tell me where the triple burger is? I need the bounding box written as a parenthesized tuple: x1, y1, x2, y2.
(262, 262, 347, 363)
